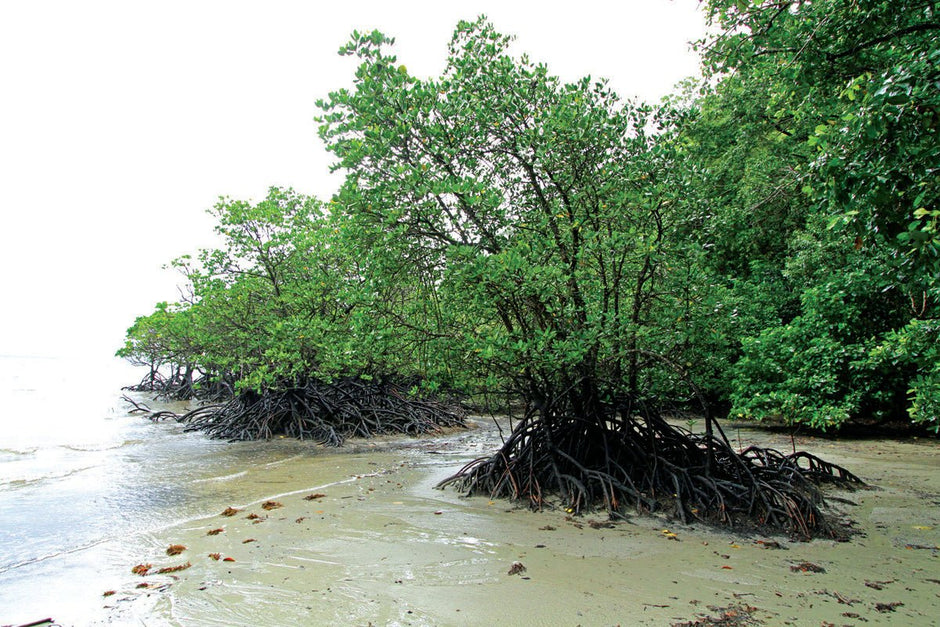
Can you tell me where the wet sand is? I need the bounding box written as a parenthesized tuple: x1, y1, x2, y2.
(89, 419, 939, 626)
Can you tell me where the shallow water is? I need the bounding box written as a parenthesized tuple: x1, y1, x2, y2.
(1, 355, 938, 626)
(0, 355, 366, 624)
(94, 425, 939, 627)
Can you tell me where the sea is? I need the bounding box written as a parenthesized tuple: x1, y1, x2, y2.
(0, 354, 322, 625)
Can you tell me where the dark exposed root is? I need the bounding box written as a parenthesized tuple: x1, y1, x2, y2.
(122, 368, 233, 402)
(121, 394, 151, 414)
(154, 377, 465, 445)
(438, 407, 863, 539)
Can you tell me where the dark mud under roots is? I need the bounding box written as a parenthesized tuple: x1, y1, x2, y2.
(438, 408, 864, 540)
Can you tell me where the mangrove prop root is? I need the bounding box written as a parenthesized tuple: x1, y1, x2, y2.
(438, 409, 863, 539)
(122, 368, 233, 402)
(138, 377, 465, 445)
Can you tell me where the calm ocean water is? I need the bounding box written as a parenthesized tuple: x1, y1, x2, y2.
(0, 354, 322, 624)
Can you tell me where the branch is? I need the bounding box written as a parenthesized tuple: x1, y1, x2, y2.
(826, 22, 940, 60)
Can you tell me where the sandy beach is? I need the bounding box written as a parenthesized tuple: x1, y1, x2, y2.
(66, 416, 937, 627)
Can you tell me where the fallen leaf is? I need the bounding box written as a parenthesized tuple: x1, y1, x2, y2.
(166, 544, 186, 556)
(242, 538, 256, 544)
(721, 566, 733, 570)
(206, 528, 224, 536)
(208, 553, 221, 561)
(434, 511, 444, 515)
(912, 525, 933, 530)
(103, 590, 116, 597)
(223, 557, 236, 562)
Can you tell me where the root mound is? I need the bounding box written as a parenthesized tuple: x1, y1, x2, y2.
(439, 407, 863, 539)
(174, 377, 465, 446)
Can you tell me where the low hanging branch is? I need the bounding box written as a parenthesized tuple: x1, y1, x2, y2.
(128, 377, 465, 446)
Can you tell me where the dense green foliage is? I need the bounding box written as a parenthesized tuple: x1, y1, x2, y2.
(317, 21, 705, 416)
(120, 2, 939, 436)
(690, 0, 939, 430)
(118, 187, 448, 394)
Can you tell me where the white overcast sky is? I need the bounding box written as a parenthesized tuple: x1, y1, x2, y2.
(0, 1, 706, 361)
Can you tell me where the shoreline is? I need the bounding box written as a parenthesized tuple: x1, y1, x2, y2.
(79, 421, 940, 626)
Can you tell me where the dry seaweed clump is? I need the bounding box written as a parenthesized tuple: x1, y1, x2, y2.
(156, 562, 191, 574)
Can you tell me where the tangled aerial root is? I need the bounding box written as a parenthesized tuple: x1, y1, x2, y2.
(438, 408, 863, 539)
(133, 377, 465, 446)
(122, 369, 232, 402)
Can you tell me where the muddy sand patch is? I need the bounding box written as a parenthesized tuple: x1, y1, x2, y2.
(99, 423, 939, 626)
